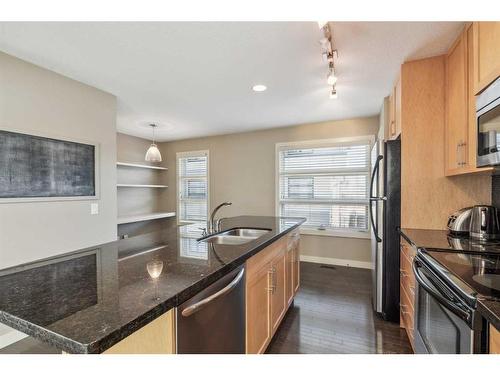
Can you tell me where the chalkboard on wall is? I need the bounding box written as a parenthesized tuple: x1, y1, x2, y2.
(0, 130, 96, 199)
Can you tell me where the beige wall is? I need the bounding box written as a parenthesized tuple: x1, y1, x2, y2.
(0, 52, 118, 269)
(160, 116, 379, 268)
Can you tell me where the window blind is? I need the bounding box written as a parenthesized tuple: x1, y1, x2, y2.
(278, 142, 370, 232)
(177, 152, 208, 223)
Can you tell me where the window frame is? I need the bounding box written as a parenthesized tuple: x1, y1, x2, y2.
(275, 136, 374, 239)
(176, 149, 210, 225)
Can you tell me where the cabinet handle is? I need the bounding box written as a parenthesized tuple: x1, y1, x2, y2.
(461, 141, 467, 166)
(272, 266, 277, 290)
(267, 269, 275, 294)
(400, 303, 409, 315)
(268, 268, 277, 294)
(456, 141, 467, 167)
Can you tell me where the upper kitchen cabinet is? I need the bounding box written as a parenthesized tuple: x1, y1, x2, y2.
(387, 75, 402, 140)
(445, 24, 494, 176)
(472, 22, 500, 94)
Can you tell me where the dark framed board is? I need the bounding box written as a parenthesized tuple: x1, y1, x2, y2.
(0, 130, 97, 200)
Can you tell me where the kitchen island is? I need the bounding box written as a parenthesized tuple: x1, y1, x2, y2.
(0, 216, 305, 354)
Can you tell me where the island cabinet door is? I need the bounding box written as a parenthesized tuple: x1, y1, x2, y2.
(246, 263, 272, 354)
(473, 22, 500, 94)
(292, 237, 300, 294)
(270, 252, 287, 334)
(285, 247, 294, 306)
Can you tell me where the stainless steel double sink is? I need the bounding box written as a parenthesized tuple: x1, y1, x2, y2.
(198, 228, 271, 245)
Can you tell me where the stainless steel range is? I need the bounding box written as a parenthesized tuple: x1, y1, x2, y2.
(413, 248, 500, 353)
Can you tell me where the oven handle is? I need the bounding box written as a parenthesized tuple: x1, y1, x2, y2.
(412, 259, 471, 323)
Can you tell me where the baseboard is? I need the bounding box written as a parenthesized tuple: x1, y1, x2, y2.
(300, 255, 373, 269)
(0, 329, 27, 349)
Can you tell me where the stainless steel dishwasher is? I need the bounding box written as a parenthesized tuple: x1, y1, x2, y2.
(176, 265, 246, 353)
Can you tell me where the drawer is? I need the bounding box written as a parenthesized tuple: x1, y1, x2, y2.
(400, 251, 416, 303)
(400, 281, 415, 330)
(401, 241, 416, 262)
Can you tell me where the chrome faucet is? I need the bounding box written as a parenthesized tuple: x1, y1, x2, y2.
(207, 202, 232, 234)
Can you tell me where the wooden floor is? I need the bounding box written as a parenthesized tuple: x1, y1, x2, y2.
(1, 261, 412, 354)
(266, 262, 413, 354)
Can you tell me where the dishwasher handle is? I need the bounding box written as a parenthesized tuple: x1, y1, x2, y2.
(181, 267, 245, 317)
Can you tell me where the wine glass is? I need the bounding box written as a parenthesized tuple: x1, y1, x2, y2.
(147, 260, 164, 301)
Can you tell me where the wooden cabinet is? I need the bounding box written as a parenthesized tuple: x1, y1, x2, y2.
(400, 238, 416, 352)
(285, 230, 300, 306)
(245, 230, 300, 354)
(270, 251, 286, 333)
(285, 245, 294, 306)
(445, 29, 469, 174)
(445, 24, 494, 176)
(104, 310, 175, 354)
(292, 234, 300, 294)
(490, 324, 500, 354)
(387, 75, 402, 140)
(473, 22, 500, 94)
(246, 262, 272, 354)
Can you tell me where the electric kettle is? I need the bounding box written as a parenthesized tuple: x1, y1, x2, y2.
(470, 205, 500, 241)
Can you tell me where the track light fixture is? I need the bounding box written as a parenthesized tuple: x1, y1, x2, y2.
(329, 86, 338, 99)
(318, 22, 339, 99)
(327, 62, 337, 85)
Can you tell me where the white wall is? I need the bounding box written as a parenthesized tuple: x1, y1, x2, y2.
(0, 52, 118, 346)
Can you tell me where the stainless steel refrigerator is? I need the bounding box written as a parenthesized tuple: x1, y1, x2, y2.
(370, 138, 401, 322)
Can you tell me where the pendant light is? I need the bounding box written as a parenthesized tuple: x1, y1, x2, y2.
(145, 124, 162, 163)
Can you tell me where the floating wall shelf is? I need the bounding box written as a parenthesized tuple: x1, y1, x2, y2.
(116, 162, 167, 170)
(117, 184, 167, 188)
(117, 212, 176, 225)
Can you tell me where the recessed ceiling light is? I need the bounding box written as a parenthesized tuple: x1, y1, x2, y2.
(252, 84, 267, 92)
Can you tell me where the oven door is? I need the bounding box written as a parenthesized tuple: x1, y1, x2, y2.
(413, 260, 474, 354)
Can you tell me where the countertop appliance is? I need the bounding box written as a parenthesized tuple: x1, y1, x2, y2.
(447, 207, 473, 236)
(176, 265, 245, 353)
(470, 205, 500, 241)
(412, 248, 500, 353)
(370, 138, 401, 322)
(476, 77, 500, 167)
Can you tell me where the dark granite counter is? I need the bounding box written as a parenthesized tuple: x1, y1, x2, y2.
(0, 215, 305, 354)
(400, 228, 500, 253)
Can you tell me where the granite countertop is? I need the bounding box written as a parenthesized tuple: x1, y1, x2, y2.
(400, 227, 500, 253)
(0, 215, 305, 354)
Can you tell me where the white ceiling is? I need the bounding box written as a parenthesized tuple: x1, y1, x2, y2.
(0, 22, 463, 141)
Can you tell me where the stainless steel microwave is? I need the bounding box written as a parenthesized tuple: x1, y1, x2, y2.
(477, 77, 500, 167)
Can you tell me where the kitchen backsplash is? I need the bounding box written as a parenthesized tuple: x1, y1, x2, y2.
(492, 174, 500, 209)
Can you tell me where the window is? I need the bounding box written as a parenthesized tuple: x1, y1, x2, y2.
(276, 138, 371, 236)
(177, 150, 209, 224)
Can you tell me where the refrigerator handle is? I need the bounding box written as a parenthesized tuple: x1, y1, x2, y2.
(369, 155, 383, 243)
